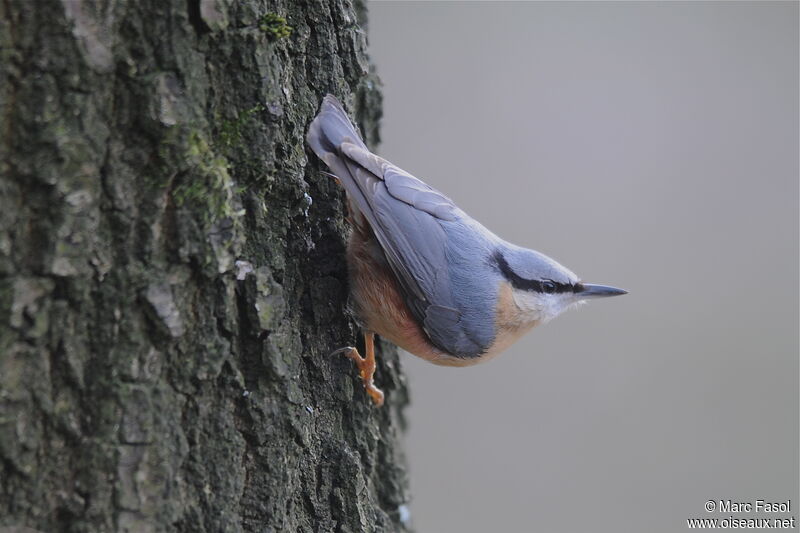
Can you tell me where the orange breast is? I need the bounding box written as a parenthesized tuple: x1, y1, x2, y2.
(347, 223, 471, 366)
(346, 224, 538, 367)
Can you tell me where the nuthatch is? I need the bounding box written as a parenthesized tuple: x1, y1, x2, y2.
(307, 95, 627, 406)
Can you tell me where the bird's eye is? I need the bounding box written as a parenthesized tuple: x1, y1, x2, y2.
(541, 280, 556, 294)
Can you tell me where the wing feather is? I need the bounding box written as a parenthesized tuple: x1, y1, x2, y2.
(307, 97, 488, 357)
(340, 152, 486, 357)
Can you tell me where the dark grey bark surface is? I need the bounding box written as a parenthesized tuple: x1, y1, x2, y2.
(0, 1, 410, 531)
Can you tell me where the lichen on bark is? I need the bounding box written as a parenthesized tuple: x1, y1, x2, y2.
(0, 1, 410, 531)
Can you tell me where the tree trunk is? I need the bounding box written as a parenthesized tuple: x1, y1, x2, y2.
(0, 1, 410, 531)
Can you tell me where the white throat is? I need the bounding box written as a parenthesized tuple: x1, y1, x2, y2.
(510, 289, 584, 324)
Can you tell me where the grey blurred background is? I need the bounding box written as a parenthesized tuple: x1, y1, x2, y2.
(368, 2, 798, 532)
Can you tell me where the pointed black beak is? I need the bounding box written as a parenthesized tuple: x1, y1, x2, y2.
(578, 283, 628, 298)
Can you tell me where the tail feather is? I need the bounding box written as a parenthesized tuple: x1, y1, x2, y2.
(306, 95, 367, 160)
(306, 94, 378, 228)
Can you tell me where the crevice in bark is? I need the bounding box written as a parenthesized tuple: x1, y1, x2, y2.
(186, 0, 210, 37)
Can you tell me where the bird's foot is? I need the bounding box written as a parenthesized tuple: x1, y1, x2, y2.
(331, 335, 384, 406)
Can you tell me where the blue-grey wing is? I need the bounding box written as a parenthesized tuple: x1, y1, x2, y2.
(340, 146, 486, 358)
(306, 95, 492, 357)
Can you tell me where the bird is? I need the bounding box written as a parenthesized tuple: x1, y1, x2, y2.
(306, 95, 627, 406)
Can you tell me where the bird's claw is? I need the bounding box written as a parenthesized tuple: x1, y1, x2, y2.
(332, 344, 384, 407)
(330, 346, 357, 358)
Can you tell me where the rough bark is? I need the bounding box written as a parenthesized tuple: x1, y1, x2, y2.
(0, 1, 410, 531)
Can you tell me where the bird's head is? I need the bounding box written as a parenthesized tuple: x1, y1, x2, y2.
(493, 246, 627, 325)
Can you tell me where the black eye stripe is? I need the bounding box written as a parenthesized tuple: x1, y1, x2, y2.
(541, 280, 556, 293)
(493, 251, 580, 294)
